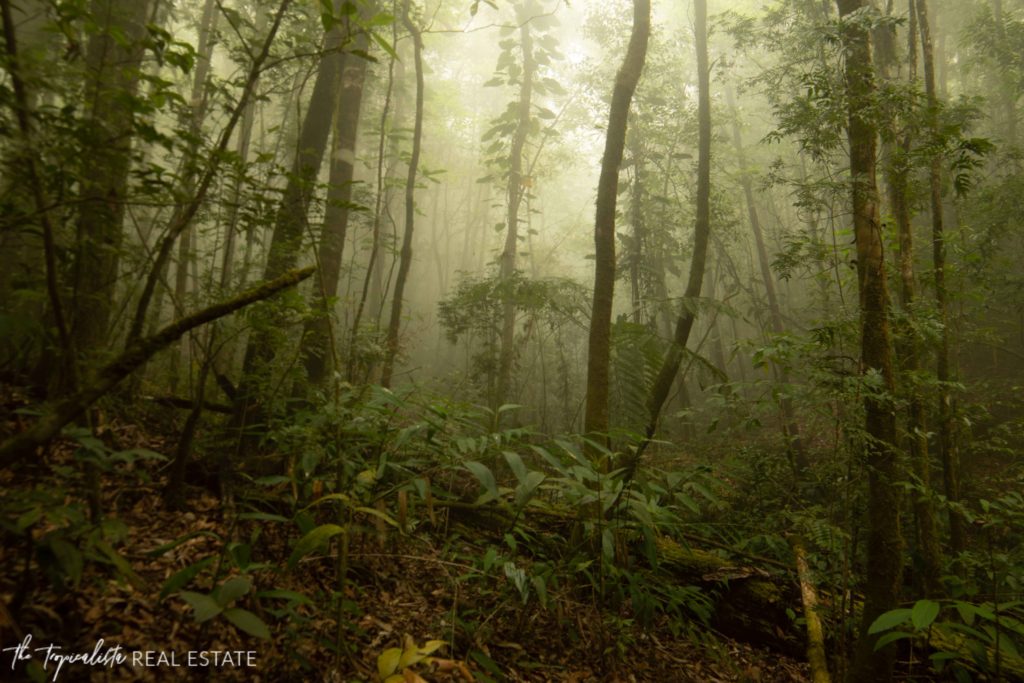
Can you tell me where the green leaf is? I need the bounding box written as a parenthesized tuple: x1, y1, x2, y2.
(371, 31, 398, 61)
(144, 530, 223, 557)
(159, 557, 214, 600)
(465, 461, 499, 501)
(215, 576, 251, 607)
(503, 450, 528, 485)
(911, 599, 941, 631)
(180, 591, 223, 622)
(873, 630, 914, 650)
(236, 512, 290, 523)
(868, 608, 912, 634)
(222, 607, 271, 640)
(288, 524, 345, 569)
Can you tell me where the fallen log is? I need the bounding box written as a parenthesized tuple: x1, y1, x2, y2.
(791, 535, 831, 683)
(433, 495, 804, 655)
(654, 536, 803, 657)
(146, 395, 233, 414)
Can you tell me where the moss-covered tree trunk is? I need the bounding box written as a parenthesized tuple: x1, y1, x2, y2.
(837, 0, 903, 680)
(916, 0, 966, 557)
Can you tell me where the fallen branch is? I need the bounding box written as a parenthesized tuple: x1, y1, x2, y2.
(0, 267, 315, 467)
(146, 395, 233, 414)
(791, 535, 832, 683)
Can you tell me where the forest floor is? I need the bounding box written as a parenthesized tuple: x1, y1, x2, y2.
(0, 394, 813, 682)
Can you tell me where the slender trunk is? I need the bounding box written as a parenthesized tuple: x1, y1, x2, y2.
(727, 86, 808, 474)
(224, 14, 343, 478)
(916, 0, 966, 556)
(878, 0, 944, 597)
(640, 0, 710, 444)
(495, 20, 535, 412)
(583, 0, 650, 449)
(301, 19, 371, 387)
(628, 131, 645, 325)
(168, 0, 219, 394)
(380, 0, 424, 388)
(837, 1, 903, 680)
(71, 0, 153, 360)
(0, 0, 74, 389)
(992, 0, 1017, 145)
(126, 0, 292, 346)
(349, 12, 397, 380)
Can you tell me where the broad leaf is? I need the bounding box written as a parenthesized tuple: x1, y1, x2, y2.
(222, 607, 270, 640)
(288, 524, 344, 570)
(868, 608, 912, 634)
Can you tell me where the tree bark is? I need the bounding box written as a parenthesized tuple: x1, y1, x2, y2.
(836, 1, 903, 680)
(583, 0, 650, 449)
(301, 16, 372, 387)
(227, 17, 345, 428)
(495, 18, 535, 412)
(916, 0, 966, 557)
(70, 0, 153, 361)
(876, 0, 944, 597)
(380, 0, 425, 388)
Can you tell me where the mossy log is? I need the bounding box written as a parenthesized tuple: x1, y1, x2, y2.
(435, 497, 803, 654)
(653, 536, 804, 656)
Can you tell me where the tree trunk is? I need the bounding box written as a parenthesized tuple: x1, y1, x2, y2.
(583, 0, 650, 449)
(640, 0, 710, 444)
(230, 19, 344, 410)
(837, 1, 903, 680)
(726, 86, 808, 475)
(301, 17, 371, 387)
(349, 15, 397, 380)
(916, 0, 966, 557)
(877, 0, 944, 598)
(380, 0, 424, 388)
(168, 0, 218, 393)
(71, 0, 153, 361)
(495, 18, 535, 413)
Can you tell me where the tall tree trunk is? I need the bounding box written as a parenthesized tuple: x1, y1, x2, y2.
(169, 0, 218, 394)
(992, 0, 1018, 146)
(495, 18, 535, 413)
(916, 0, 966, 556)
(0, 0, 74, 389)
(726, 86, 808, 475)
(301, 17, 371, 387)
(349, 12, 397, 380)
(583, 0, 650, 450)
(837, 1, 903, 680)
(380, 0, 424, 388)
(639, 0, 709, 445)
(877, 0, 944, 597)
(227, 17, 345, 460)
(71, 0, 153, 362)
(628, 130, 646, 325)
